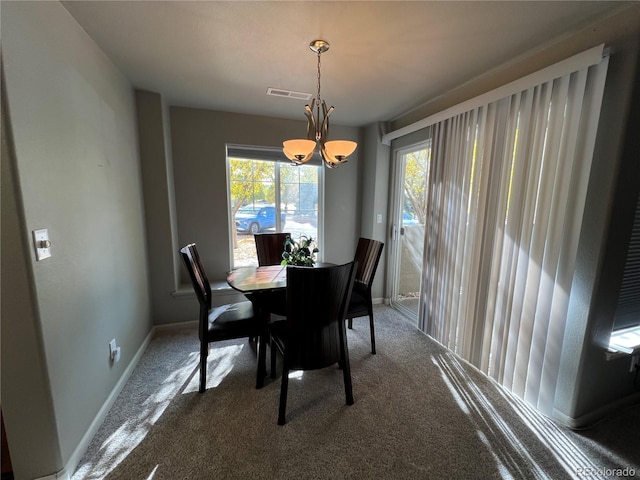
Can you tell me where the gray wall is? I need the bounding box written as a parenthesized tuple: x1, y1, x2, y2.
(135, 91, 184, 324)
(1, 2, 152, 477)
(140, 105, 363, 325)
(2, 64, 62, 477)
(555, 20, 640, 425)
(360, 123, 391, 299)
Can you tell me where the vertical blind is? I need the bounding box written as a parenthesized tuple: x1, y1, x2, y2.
(420, 55, 609, 416)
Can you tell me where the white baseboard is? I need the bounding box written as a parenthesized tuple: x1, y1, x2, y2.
(33, 472, 70, 480)
(59, 328, 155, 479)
(154, 319, 197, 332)
(552, 392, 640, 429)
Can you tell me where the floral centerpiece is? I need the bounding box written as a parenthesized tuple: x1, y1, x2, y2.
(281, 235, 318, 267)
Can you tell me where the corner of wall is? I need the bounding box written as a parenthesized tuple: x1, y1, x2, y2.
(1, 54, 63, 478)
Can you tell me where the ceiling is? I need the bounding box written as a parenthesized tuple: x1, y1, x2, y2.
(61, 1, 634, 128)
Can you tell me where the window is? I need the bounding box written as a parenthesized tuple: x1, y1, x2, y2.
(227, 147, 323, 268)
(609, 191, 640, 356)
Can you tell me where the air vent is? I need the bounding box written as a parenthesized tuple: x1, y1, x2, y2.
(267, 87, 313, 101)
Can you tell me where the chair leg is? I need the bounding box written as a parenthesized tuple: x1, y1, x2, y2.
(199, 341, 208, 393)
(369, 313, 376, 355)
(278, 361, 289, 425)
(256, 330, 267, 389)
(270, 338, 277, 379)
(339, 325, 354, 405)
(348, 317, 353, 329)
(342, 357, 354, 405)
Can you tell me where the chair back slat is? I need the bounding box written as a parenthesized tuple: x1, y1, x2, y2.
(254, 232, 291, 266)
(285, 262, 356, 370)
(353, 238, 384, 288)
(180, 243, 212, 309)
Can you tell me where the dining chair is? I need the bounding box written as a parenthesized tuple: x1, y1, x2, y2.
(269, 261, 357, 425)
(346, 238, 384, 354)
(254, 232, 291, 266)
(254, 232, 290, 317)
(180, 243, 261, 393)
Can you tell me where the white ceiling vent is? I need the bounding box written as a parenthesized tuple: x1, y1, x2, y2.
(267, 87, 313, 101)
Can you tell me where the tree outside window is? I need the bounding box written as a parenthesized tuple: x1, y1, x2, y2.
(228, 157, 320, 267)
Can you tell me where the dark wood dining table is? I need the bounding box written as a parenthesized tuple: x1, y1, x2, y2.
(226, 265, 288, 388)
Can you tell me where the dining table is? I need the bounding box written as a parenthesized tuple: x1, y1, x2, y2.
(226, 264, 288, 388)
(227, 264, 287, 293)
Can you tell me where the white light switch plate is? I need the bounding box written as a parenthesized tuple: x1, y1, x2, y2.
(33, 229, 51, 261)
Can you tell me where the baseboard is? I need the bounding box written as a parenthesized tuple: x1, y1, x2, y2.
(33, 471, 68, 480)
(154, 319, 197, 333)
(552, 391, 640, 429)
(59, 328, 154, 479)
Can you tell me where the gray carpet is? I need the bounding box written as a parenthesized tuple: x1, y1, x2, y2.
(73, 305, 640, 479)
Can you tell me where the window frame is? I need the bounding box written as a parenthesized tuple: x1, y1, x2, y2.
(226, 145, 324, 269)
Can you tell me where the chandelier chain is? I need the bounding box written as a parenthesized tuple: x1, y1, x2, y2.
(316, 51, 322, 104)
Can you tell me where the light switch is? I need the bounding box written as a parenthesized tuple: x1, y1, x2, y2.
(33, 229, 51, 261)
(376, 214, 383, 224)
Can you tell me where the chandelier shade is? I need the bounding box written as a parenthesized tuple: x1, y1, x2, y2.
(323, 140, 357, 163)
(283, 40, 357, 168)
(283, 139, 315, 163)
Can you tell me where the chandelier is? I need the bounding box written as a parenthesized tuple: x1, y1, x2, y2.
(283, 40, 357, 169)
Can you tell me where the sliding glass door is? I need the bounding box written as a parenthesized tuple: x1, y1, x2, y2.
(389, 143, 431, 321)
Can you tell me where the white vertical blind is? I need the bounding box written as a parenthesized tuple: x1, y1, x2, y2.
(420, 55, 609, 416)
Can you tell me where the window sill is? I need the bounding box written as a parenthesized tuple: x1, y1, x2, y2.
(606, 325, 640, 371)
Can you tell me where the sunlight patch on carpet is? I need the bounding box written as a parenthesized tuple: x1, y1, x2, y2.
(182, 343, 245, 393)
(144, 465, 159, 479)
(432, 356, 470, 415)
(288, 370, 305, 380)
(432, 352, 611, 479)
(493, 385, 610, 478)
(73, 350, 205, 478)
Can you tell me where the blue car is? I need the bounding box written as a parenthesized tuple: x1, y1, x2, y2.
(403, 211, 419, 226)
(236, 205, 286, 234)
